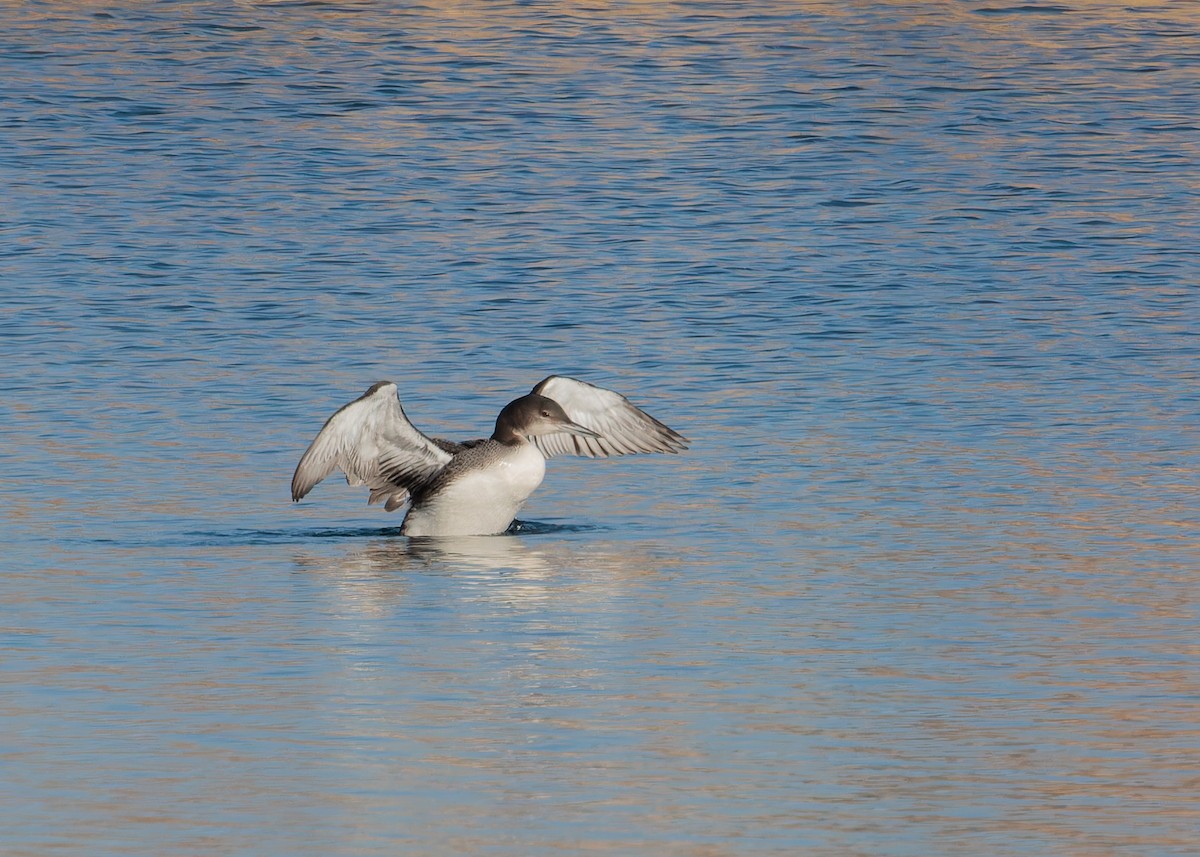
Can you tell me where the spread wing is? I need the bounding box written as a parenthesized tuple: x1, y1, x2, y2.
(529, 376, 689, 459)
(291, 381, 454, 510)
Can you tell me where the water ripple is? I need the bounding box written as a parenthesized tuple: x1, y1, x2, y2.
(2, 2, 1198, 855)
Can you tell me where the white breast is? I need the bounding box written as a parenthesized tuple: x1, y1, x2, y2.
(400, 443, 546, 537)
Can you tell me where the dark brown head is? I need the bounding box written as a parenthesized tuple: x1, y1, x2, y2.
(492, 393, 600, 446)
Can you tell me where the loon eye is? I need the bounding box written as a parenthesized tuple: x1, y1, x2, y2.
(540, 410, 551, 418)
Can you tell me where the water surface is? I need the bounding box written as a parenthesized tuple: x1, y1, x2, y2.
(2, 2, 1198, 855)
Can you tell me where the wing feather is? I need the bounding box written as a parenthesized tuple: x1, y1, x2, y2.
(530, 376, 689, 459)
(291, 381, 453, 508)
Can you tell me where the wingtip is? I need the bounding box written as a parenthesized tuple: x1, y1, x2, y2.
(364, 380, 396, 397)
(291, 468, 315, 502)
(290, 468, 304, 502)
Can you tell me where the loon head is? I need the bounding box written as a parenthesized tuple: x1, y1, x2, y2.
(492, 393, 599, 445)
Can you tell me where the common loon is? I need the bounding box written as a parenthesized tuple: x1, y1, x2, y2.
(291, 375, 688, 536)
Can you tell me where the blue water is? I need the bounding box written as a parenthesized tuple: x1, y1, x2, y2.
(2, 2, 1198, 855)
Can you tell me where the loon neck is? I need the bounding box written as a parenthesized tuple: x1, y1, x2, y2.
(490, 424, 527, 447)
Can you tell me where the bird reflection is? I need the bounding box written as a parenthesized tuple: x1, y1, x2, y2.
(292, 523, 685, 624)
(296, 531, 552, 574)
(292, 531, 559, 617)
